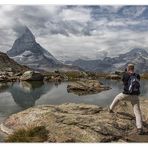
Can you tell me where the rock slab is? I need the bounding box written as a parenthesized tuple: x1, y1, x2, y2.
(67, 80, 110, 95)
(1, 99, 148, 142)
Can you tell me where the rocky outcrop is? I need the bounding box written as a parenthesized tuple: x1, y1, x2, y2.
(20, 71, 44, 81)
(48, 71, 66, 82)
(67, 80, 110, 95)
(0, 75, 20, 82)
(1, 99, 148, 142)
(0, 51, 30, 82)
(0, 51, 29, 74)
(0, 72, 20, 82)
(0, 76, 7, 82)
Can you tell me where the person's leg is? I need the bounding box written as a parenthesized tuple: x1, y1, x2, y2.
(109, 93, 128, 111)
(131, 96, 143, 133)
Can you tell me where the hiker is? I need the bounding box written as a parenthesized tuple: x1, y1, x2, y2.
(109, 64, 143, 135)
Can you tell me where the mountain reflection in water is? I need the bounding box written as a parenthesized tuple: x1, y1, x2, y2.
(0, 79, 148, 127)
(0, 79, 148, 115)
(8, 81, 54, 108)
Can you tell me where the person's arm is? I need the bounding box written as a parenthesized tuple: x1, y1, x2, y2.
(122, 73, 126, 83)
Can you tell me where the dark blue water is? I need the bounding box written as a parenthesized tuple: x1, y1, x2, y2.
(0, 79, 147, 122)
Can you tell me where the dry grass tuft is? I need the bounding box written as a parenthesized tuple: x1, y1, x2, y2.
(5, 126, 48, 142)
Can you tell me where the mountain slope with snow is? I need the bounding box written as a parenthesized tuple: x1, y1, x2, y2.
(7, 27, 63, 71)
(69, 48, 148, 73)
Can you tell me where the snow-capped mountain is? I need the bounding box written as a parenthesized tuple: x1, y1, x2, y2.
(7, 27, 81, 72)
(69, 48, 148, 73)
(7, 27, 62, 71)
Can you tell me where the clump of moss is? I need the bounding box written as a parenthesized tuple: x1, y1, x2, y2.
(5, 126, 48, 142)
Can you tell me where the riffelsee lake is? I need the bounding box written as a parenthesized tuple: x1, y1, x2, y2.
(0, 79, 148, 124)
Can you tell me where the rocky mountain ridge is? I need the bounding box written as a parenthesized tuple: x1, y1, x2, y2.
(69, 48, 148, 73)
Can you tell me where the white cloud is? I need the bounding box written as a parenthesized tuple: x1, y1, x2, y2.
(60, 7, 91, 23)
(0, 5, 148, 61)
(36, 28, 148, 61)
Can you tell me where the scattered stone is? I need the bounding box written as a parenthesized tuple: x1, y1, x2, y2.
(5, 68, 12, 72)
(0, 75, 7, 82)
(7, 72, 14, 77)
(20, 71, 44, 81)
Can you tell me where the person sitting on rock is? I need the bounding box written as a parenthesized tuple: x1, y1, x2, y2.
(109, 64, 143, 135)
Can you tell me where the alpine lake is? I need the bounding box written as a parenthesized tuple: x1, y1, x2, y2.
(0, 79, 148, 117)
(0, 79, 148, 141)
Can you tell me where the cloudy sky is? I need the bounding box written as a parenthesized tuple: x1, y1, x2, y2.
(1, 5, 148, 61)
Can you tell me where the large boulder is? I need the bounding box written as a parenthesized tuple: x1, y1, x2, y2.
(67, 80, 110, 95)
(20, 71, 44, 81)
(1, 99, 148, 142)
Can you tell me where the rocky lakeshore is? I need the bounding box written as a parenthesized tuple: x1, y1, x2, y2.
(1, 99, 148, 142)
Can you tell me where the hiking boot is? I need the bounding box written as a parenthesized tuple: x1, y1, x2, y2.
(137, 128, 144, 135)
(108, 107, 114, 113)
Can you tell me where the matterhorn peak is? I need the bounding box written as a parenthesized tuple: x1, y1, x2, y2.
(7, 27, 36, 57)
(7, 26, 61, 71)
(20, 26, 35, 42)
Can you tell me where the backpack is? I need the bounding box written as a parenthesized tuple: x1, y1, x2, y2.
(128, 73, 140, 95)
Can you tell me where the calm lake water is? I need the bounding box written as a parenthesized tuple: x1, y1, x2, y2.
(0, 79, 148, 124)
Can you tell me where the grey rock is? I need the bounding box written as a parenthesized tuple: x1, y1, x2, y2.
(67, 80, 110, 95)
(1, 99, 148, 142)
(20, 70, 44, 81)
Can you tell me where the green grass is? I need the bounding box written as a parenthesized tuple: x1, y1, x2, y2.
(42, 71, 109, 81)
(5, 126, 48, 142)
(64, 71, 84, 79)
(141, 73, 148, 79)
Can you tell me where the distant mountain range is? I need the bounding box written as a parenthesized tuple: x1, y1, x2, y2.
(7, 27, 80, 72)
(5, 26, 148, 73)
(66, 48, 148, 73)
